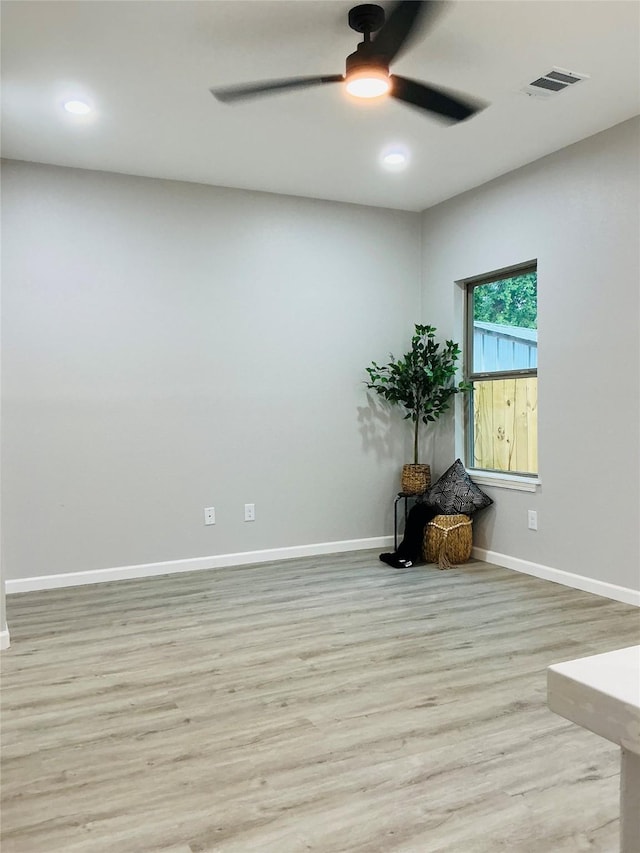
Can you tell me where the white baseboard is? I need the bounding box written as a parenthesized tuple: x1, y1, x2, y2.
(473, 547, 640, 607)
(5, 536, 394, 594)
(6, 539, 636, 607)
(0, 628, 10, 650)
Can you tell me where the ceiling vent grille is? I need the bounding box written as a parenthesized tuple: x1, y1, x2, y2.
(521, 67, 589, 99)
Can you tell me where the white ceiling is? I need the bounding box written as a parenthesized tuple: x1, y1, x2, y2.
(2, 0, 639, 212)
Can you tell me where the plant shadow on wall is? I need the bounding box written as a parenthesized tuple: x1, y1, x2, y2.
(357, 393, 409, 466)
(364, 324, 470, 494)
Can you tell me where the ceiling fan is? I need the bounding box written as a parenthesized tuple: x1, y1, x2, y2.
(210, 1, 485, 123)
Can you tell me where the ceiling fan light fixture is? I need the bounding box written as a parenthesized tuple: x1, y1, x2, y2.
(345, 68, 390, 99)
(210, 3, 485, 124)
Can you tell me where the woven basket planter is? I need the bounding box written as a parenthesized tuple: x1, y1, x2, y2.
(423, 514, 473, 569)
(401, 463, 431, 496)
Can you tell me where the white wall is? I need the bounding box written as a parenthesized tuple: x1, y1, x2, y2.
(3, 118, 638, 603)
(0, 277, 8, 646)
(1, 161, 421, 581)
(420, 117, 640, 594)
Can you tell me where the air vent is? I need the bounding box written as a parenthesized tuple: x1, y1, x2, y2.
(521, 66, 589, 99)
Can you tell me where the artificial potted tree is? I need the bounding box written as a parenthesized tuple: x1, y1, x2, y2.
(365, 324, 469, 495)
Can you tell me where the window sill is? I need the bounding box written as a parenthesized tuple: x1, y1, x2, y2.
(467, 469, 540, 492)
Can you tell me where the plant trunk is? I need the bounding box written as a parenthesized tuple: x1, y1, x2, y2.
(413, 414, 420, 464)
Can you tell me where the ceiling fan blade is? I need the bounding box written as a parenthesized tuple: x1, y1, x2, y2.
(390, 75, 484, 122)
(211, 74, 344, 103)
(371, 1, 439, 63)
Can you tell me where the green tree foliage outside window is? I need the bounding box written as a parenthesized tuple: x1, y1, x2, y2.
(473, 272, 537, 330)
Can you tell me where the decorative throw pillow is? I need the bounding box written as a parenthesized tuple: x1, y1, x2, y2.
(425, 459, 493, 516)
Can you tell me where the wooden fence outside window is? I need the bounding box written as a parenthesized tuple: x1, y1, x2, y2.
(472, 377, 538, 474)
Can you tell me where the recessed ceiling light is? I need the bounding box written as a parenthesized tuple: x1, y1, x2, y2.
(63, 100, 92, 115)
(383, 152, 406, 166)
(380, 146, 410, 171)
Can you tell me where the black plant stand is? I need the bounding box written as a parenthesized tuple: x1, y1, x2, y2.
(393, 492, 426, 550)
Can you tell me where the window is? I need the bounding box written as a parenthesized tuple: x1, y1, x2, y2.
(465, 265, 538, 476)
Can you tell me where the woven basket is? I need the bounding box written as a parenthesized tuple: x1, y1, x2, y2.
(423, 514, 473, 569)
(401, 463, 431, 495)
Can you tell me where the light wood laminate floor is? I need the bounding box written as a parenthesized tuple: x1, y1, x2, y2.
(1, 552, 639, 853)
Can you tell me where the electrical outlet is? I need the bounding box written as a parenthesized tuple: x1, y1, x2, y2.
(204, 507, 215, 526)
(244, 503, 255, 522)
(528, 510, 538, 531)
